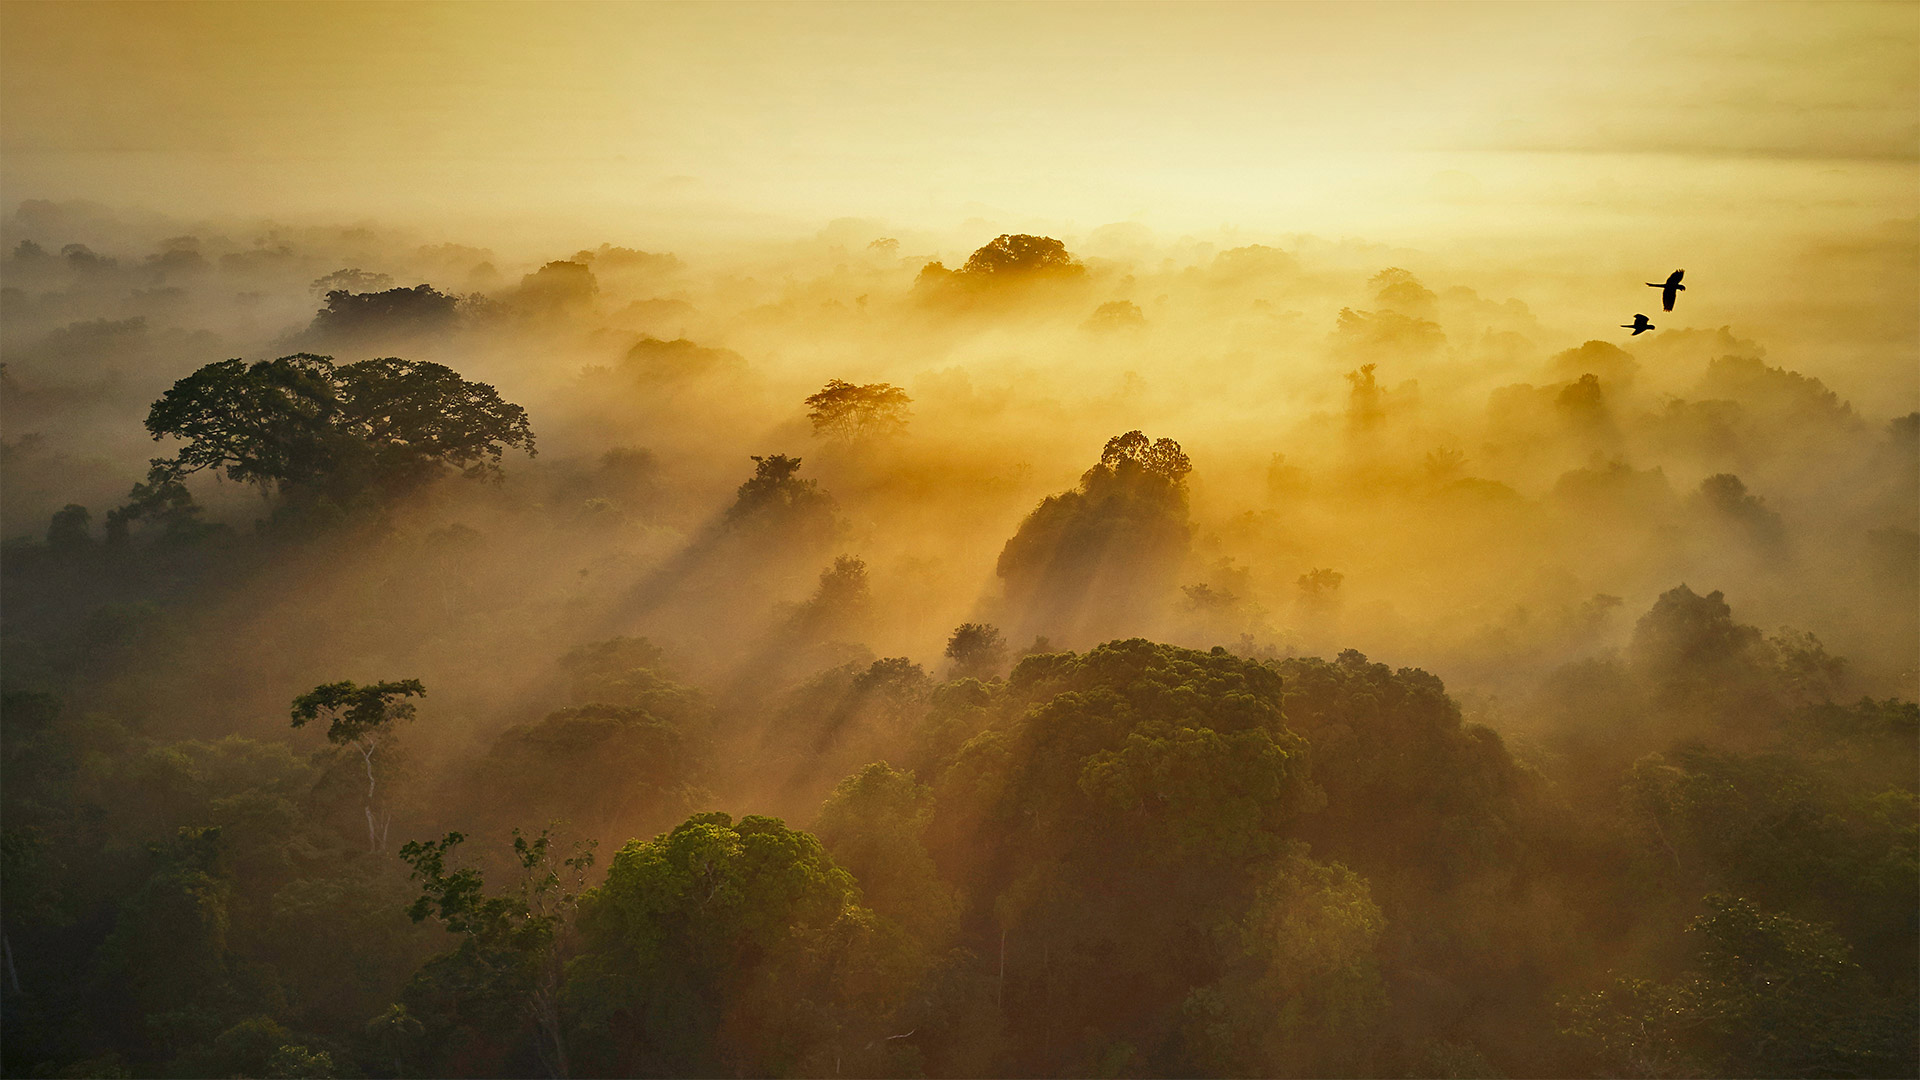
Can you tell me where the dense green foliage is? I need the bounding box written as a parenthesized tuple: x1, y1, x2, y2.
(1, 357, 1913, 1079)
(4, 596, 1913, 1077)
(1560, 895, 1911, 1077)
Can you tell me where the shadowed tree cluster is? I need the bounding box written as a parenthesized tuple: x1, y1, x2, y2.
(305, 284, 459, 345)
(995, 431, 1194, 647)
(917, 234, 1087, 299)
(944, 623, 1008, 680)
(957, 234, 1081, 278)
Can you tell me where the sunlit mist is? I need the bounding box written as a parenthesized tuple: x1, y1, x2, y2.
(2, 3, 1915, 1078)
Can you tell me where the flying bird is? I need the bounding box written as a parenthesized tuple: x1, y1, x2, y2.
(1622, 313, 1655, 336)
(1647, 269, 1685, 312)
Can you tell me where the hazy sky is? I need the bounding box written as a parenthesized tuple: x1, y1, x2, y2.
(2, 1, 1914, 243)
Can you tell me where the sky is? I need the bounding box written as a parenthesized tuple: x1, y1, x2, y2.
(1, 1, 1915, 405)
(2, 1, 1914, 244)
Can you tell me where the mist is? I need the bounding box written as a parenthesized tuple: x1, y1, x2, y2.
(4, 199, 1912, 703)
(2, 3, 1915, 1078)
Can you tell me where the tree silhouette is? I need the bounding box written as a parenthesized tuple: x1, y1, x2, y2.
(45, 504, 91, 551)
(959, 234, 1081, 278)
(120, 354, 535, 527)
(512, 260, 598, 315)
(918, 234, 1086, 297)
(1083, 300, 1146, 332)
(1099, 429, 1192, 483)
(307, 284, 458, 342)
(945, 622, 1008, 679)
(726, 454, 833, 527)
(995, 432, 1194, 644)
(804, 379, 912, 442)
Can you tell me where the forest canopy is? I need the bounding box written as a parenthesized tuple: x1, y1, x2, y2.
(0, 207, 1913, 1080)
(4, 3, 1916, 1075)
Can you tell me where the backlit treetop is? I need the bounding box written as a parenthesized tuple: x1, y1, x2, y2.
(111, 354, 535, 534)
(958, 234, 1081, 278)
(804, 379, 912, 442)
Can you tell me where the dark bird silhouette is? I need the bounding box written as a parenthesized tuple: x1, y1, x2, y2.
(1646, 269, 1685, 311)
(1622, 313, 1655, 335)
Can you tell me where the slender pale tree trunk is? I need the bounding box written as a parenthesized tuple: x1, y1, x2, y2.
(3, 929, 21, 995)
(997, 927, 1007, 1009)
(527, 951, 571, 1078)
(1647, 809, 1683, 872)
(1042, 940, 1053, 1070)
(361, 741, 381, 852)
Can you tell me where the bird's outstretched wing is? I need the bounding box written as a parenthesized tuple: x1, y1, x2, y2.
(1666, 269, 1684, 286)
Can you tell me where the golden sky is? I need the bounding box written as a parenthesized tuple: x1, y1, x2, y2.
(2, 1, 1913, 242)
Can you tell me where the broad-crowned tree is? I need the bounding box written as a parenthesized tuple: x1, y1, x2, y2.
(566, 812, 916, 1077)
(924, 640, 1320, 1072)
(957, 234, 1082, 279)
(804, 380, 912, 443)
(118, 355, 534, 531)
(466, 703, 706, 850)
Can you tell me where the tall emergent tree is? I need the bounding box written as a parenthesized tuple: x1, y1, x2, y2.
(957, 234, 1082, 279)
(804, 379, 913, 442)
(111, 354, 535, 532)
(290, 678, 426, 852)
(915, 233, 1086, 299)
